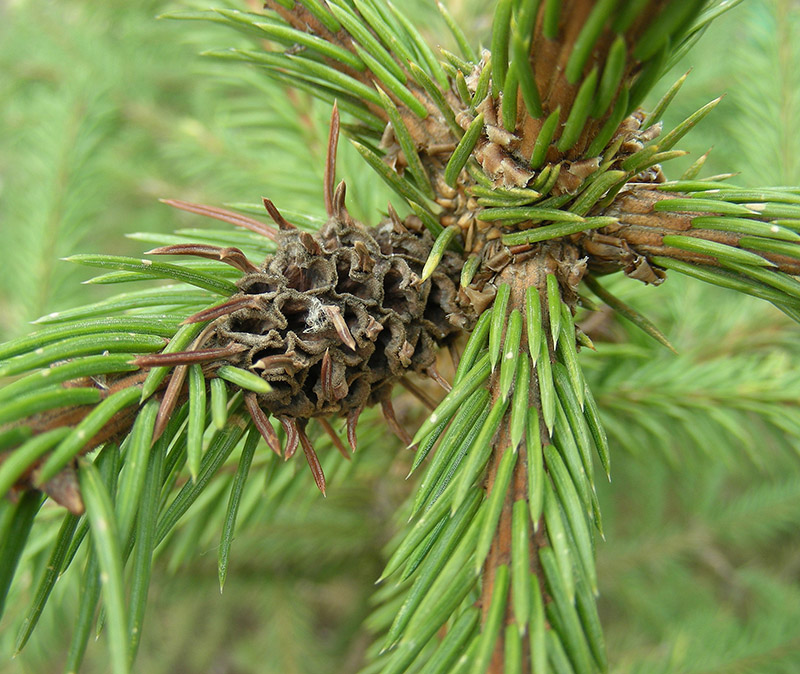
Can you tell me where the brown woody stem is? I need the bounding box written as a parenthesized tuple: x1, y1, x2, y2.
(593, 187, 800, 275)
(480, 253, 556, 673)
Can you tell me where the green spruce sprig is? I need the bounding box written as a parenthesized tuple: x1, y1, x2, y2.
(2, 2, 800, 673)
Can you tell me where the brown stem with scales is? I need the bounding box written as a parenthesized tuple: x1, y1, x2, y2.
(573, 186, 800, 280)
(479, 253, 560, 673)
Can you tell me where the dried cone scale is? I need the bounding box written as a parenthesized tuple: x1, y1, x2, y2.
(169, 107, 472, 492)
(169, 191, 468, 494)
(210, 201, 465, 420)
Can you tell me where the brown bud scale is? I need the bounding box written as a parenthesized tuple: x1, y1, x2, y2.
(204, 214, 469, 421)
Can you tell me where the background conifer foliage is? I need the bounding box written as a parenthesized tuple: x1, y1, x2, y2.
(1, 1, 800, 672)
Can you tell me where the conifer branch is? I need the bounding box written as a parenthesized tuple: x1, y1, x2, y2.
(2, 2, 800, 672)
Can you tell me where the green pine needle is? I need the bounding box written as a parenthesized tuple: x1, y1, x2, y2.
(583, 275, 677, 353)
(79, 461, 130, 674)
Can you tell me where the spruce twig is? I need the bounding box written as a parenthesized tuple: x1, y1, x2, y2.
(2, 2, 800, 673)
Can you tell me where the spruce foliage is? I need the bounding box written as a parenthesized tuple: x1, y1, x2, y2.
(1, 2, 800, 673)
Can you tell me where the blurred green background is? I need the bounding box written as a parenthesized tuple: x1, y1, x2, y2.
(1, 1, 800, 672)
